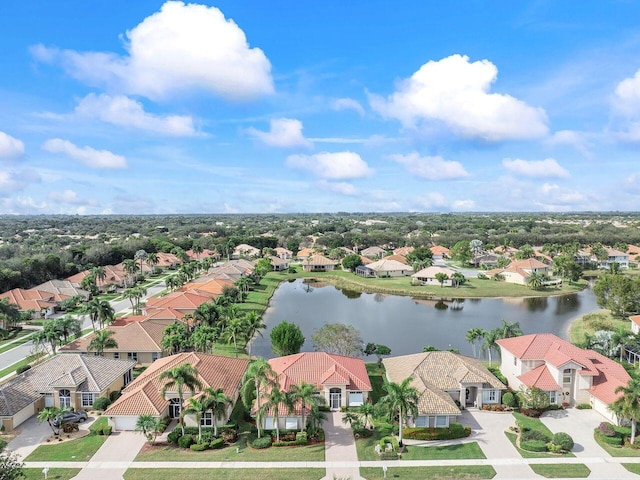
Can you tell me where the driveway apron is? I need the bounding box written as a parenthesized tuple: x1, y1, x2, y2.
(323, 411, 361, 480)
(71, 431, 146, 480)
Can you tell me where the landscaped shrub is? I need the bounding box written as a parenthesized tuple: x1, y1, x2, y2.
(273, 439, 307, 447)
(16, 365, 31, 375)
(353, 427, 374, 438)
(576, 403, 592, 409)
(221, 428, 238, 444)
(109, 390, 121, 402)
(379, 436, 399, 451)
(190, 443, 208, 451)
(295, 431, 308, 443)
(552, 432, 574, 451)
(167, 431, 182, 444)
(210, 438, 224, 449)
(502, 392, 517, 408)
(595, 431, 623, 446)
(520, 440, 549, 452)
(92, 397, 111, 411)
(402, 423, 471, 441)
(597, 422, 617, 437)
(178, 435, 194, 449)
(102, 426, 112, 436)
(521, 430, 551, 443)
(249, 435, 272, 449)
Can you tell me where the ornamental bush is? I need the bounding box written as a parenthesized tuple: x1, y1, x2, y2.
(597, 422, 616, 437)
(249, 436, 272, 449)
(402, 423, 471, 441)
(190, 443, 208, 451)
(552, 432, 574, 452)
(178, 435, 194, 449)
(210, 438, 224, 449)
(92, 397, 111, 411)
(167, 431, 182, 444)
(379, 436, 399, 451)
(576, 403, 592, 409)
(502, 392, 517, 408)
(102, 426, 112, 436)
(520, 439, 548, 452)
(521, 430, 551, 443)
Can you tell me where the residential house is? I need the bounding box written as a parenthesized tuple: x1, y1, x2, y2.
(383, 254, 409, 264)
(154, 252, 181, 269)
(473, 253, 500, 268)
(383, 352, 505, 428)
(496, 334, 631, 423)
(430, 246, 451, 260)
(355, 259, 413, 278)
(0, 354, 135, 431)
(630, 315, 640, 335)
(411, 266, 458, 286)
(600, 248, 630, 270)
(67, 264, 128, 291)
(627, 245, 640, 261)
(59, 321, 165, 365)
(144, 290, 214, 318)
(186, 248, 219, 261)
(32, 280, 89, 301)
(274, 247, 293, 260)
(360, 246, 386, 259)
(180, 278, 233, 298)
(259, 352, 372, 430)
(484, 258, 551, 286)
(302, 255, 338, 272)
(296, 247, 316, 259)
(203, 259, 255, 282)
(232, 244, 261, 259)
(0, 288, 65, 318)
(268, 255, 290, 271)
(393, 246, 414, 257)
(104, 352, 249, 431)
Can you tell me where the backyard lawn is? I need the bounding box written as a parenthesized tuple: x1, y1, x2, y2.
(360, 466, 497, 479)
(529, 464, 591, 478)
(569, 310, 630, 344)
(124, 468, 325, 480)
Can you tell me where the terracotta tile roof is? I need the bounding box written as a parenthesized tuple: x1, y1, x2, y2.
(430, 246, 450, 256)
(274, 247, 293, 256)
(302, 255, 338, 266)
(143, 307, 186, 321)
(186, 248, 218, 260)
(154, 253, 181, 267)
(360, 256, 373, 265)
(517, 365, 562, 391)
(0, 354, 135, 416)
(0, 288, 63, 311)
(180, 278, 232, 296)
(588, 351, 631, 404)
(381, 254, 408, 264)
(631, 315, 640, 328)
(111, 315, 147, 326)
(627, 245, 640, 256)
(509, 258, 549, 270)
(60, 322, 164, 354)
(145, 291, 211, 311)
(105, 352, 249, 417)
(412, 265, 457, 279)
(394, 246, 414, 256)
(606, 248, 628, 258)
(296, 248, 316, 258)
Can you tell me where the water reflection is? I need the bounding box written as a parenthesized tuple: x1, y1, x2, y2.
(523, 297, 548, 312)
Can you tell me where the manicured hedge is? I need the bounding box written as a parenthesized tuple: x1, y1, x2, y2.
(552, 432, 574, 451)
(210, 438, 224, 449)
(178, 435, 194, 448)
(576, 403, 592, 409)
(379, 436, 399, 451)
(273, 439, 307, 447)
(190, 443, 208, 451)
(502, 392, 517, 407)
(520, 439, 548, 452)
(403, 423, 471, 441)
(521, 429, 550, 443)
(167, 431, 182, 444)
(92, 397, 111, 411)
(248, 435, 272, 449)
(595, 431, 623, 446)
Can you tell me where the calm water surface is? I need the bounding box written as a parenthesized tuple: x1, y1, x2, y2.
(251, 279, 599, 359)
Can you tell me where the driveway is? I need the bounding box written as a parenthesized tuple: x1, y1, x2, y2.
(540, 408, 608, 457)
(6, 415, 57, 460)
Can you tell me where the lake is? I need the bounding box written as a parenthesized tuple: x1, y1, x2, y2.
(251, 278, 600, 359)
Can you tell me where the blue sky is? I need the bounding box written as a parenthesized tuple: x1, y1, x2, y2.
(1, 1, 640, 214)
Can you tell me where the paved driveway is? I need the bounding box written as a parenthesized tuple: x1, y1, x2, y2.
(540, 408, 608, 457)
(6, 416, 55, 460)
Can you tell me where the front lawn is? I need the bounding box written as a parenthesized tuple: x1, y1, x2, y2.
(594, 430, 640, 457)
(24, 426, 107, 462)
(505, 431, 574, 459)
(22, 468, 82, 480)
(355, 422, 484, 461)
(360, 466, 496, 479)
(529, 464, 591, 478)
(124, 468, 325, 480)
(623, 464, 640, 474)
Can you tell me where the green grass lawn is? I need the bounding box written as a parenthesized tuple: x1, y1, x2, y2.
(90, 416, 108, 432)
(0, 334, 35, 355)
(24, 427, 107, 462)
(512, 412, 555, 437)
(0, 328, 35, 348)
(360, 466, 496, 479)
(0, 352, 47, 379)
(622, 464, 640, 474)
(505, 432, 574, 459)
(22, 468, 82, 480)
(124, 468, 325, 480)
(366, 363, 385, 404)
(569, 310, 630, 344)
(284, 269, 585, 299)
(529, 464, 590, 478)
(593, 431, 640, 457)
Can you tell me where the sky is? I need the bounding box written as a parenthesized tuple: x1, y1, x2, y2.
(1, 1, 640, 215)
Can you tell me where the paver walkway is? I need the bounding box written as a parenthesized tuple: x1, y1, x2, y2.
(323, 411, 361, 480)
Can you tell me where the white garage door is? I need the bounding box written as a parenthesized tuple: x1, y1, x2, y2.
(13, 403, 35, 428)
(113, 416, 138, 431)
(348, 392, 364, 406)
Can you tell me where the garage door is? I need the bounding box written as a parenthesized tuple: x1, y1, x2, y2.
(13, 403, 35, 428)
(113, 416, 138, 431)
(348, 392, 364, 406)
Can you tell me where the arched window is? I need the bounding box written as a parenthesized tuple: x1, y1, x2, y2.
(59, 389, 71, 408)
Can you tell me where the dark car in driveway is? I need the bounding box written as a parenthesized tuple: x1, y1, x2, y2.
(52, 410, 88, 428)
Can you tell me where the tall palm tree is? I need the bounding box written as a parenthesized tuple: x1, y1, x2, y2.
(146, 253, 159, 274)
(289, 381, 318, 432)
(380, 377, 419, 447)
(244, 311, 266, 357)
(497, 319, 523, 339)
(612, 380, 640, 444)
(81, 297, 113, 331)
(225, 316, 247, 357)
(87, 330, 118, 356)
(183, 396, 208, 442)
(611, 326, 634, 362)
(482, 329, 500, 366)
(357, 403, 375, 429)
(91, 266, 107, 289)
(259, 386, 293, 442)
(134, 250, 148, 275)
(205, 387, 232, 438)
(135, 414, 162, 444)
(191, 325, 218, 353)
(123, 259, 138, 286)
(192, 244, 203, 261)
(241, 358, 277, 439)
(466, 328, 485, 358)
(159, 363, 202, 435)
(37, 406, 69, 435)
(58, 314, 82, 344)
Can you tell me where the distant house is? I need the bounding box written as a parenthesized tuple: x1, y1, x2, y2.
(59, 321, 165, 365)
(274, 247, 293, 260)
(383, 254, 409, 264)
(67, 264, 128, 290)
(232, 244, 261, 259)
(430, 246, 451, 260)
(0, 288, 64, 318)
(154, 252, 181, 269)
(302, 255, 338, 272)
(186, 248, 219, 261)
(383, 352, 505, 428)
(360, 246, 386, 259)
(393, 246, 414, 257)
(473, 253, 500, 267)
(258, 352, 372, 430)
(631, 315, 640, 335)
(355, 259, 413, 278)
(627, 245, 640, 261)
(33, 280, 89, 301)
(204, 259, 254, 282)
(105, 352, 249, 431)
(180, 278, 234, 298)
(600, 248, 630, 270)
(484, 258, 551, 285)
(144, 290, 214, 317)
(296, 247, 316, 259)
(497, 334, 631, 423)
(411, 266, 458, 286)
(268, 255, 290, 271)
(0, 354, 135, 431)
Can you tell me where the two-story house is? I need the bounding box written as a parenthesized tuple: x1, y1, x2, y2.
(497, 334, 630, 423)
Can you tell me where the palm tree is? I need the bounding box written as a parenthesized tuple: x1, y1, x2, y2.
(259, 386, 293, 442)
(58, 314, 82, 343)
(497, 319, 523, 339)
(526, 272, 549, 291)
(451, 272, 466, 287)
(159, 363, 202, 435)
(123, 258, 138, 286)
(289, 381, 318, 432)
(466, 328, 485, 358)
(38, 406, 68, 435)
(192, 244, 203, 261)
(135, 414, 161, 443)
(225, 316, 247, 357)
(307, 405, 327, 431)
(205, 387, 232, 437)
(241, 358, 277, 439)
(482, 329, 500, 366)
(611, 326, 634, 362)
(96, 299, 115, 329)
(612, 380, 640, 444)
(191, 325, 218, 353)
(244, 311, 266, 357)
(124, 285, 147, 315)
(380, 378, 419, 447)
(87, 330, 118, 356)
(134, 250, 148, 276)
(91, 266, 107, 289)
(183, 396, 208, 442)
(146, 253, 159, 274)
(357, 403, 375, 429)
(81, 297, 113, 331)
(435, 272, 449, 288)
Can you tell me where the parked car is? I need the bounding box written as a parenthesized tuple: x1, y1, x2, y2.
(52, 410, 88, 428)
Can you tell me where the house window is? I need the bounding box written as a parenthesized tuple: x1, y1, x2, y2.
(435, 416, 448, 428)
(113, 352, 119, 359)
(482, 389, 498, 404)
(201, 412, 213, 427)
(285, 417, 298, 430)
(513, 356, 517, 366)
(81, 393, 95, 408)
(127, 352, 138, 362)
(415, 416, 427, 427)
(123, 369, 132, 386)
(59, 389, 71, 408)
(549, 391, 557, 404)
(152, 352, 159, 362)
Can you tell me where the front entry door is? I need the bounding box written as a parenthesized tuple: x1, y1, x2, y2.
(169, 398, 182, 419)
(329, 388, 341, 410)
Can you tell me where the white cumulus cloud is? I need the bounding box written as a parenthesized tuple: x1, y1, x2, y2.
(286, 151, 373, 180)
(0, 131, 25, 159)
(332, 98, 365, 116)
(75, 93, 197, 136)
(613, 69, 640, 115)
(318, 180, 357, 196)
(502, 158, 569, 178)
(42, 139, 127, 169)
(245, 118, 312, 148)
(390, 152, 469, 180)
(370, 54, 548, 141)
(452, 199, 475, 211)
(31, 1, 273, 101)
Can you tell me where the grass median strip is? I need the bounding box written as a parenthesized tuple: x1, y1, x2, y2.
(22, 468, 82, 480)
(124, 468, 325, 480)
(529, 464, 590, 478)
(360, 466, 497, 479)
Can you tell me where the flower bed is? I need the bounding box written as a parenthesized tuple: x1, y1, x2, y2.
(403, 423, 471, 441)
